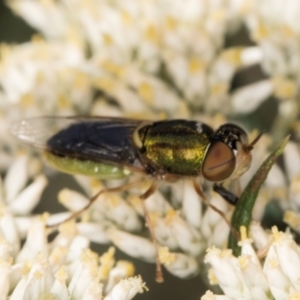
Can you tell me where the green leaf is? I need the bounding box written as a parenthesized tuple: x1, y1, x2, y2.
(228, 135, 290, 256)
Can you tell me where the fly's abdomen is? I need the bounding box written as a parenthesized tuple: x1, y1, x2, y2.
(138, 120, 213, 176)
(43, 151, 130, 179)
(43, 120, 139, 179)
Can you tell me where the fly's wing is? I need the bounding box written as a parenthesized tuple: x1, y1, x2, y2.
(10, 116, 147, 172)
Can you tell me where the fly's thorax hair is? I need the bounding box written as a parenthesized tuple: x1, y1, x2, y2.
(132, 122, 152, 150)
(228, 140, 252, 180)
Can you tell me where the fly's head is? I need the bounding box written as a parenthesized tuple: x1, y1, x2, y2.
(202, 123, 262, 182)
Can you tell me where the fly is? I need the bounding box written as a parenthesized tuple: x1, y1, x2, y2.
(10, 116, 262, 282)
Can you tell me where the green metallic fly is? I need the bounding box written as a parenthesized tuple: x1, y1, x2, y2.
(11, 116, 262, 282)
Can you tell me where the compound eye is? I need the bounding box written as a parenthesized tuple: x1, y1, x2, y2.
(202, 141, 236, 182)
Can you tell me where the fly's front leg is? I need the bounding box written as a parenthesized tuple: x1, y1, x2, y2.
(213, 183, 239, 206)
(192, 180, 240, 241)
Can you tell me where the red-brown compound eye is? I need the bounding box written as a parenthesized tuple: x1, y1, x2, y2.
(202, 141, 236, 182)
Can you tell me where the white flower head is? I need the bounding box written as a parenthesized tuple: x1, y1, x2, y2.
(204, 226, 300, 300)
(2, 214, 146, 299)
(2, 0, 300, 298)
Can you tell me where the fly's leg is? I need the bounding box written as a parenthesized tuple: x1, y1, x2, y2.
(192, 180, 240, 241)
(139, 182, 164, 283)
(46, 179, 143, 228)
(213, 183, 239, 206)
(47, 179, 164, 282)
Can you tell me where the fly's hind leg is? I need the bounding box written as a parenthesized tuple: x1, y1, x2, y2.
(192, 180, 240, 241)
(46, 179, 164, 282)
(139, 182, 164, 283)
(46, 179, 144, 228)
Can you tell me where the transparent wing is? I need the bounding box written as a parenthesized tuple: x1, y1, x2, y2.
(11, 116, 78, 148)
(10, 116, 147, 171)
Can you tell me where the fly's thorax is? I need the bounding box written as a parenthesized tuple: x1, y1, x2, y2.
(133, 120, 214, 176)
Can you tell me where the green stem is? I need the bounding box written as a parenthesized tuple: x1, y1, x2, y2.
(228, 135, 290, 256)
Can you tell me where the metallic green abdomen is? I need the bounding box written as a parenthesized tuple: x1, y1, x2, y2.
(139, 120, 214, 176)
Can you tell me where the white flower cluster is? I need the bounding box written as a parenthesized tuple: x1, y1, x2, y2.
(5, 0, 271, 119)
(5, 218, 146, 300)
(203, 225, 300, 300)
(0, 154, 146, 299)
(246, 0, 300, 88)
(245, 0, 300, 143)
(1, 0, 300, 299)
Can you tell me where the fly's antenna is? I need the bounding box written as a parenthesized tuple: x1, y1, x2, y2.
(246, 131, 265, 151)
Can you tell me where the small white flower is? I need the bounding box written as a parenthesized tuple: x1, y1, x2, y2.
(16, 216, 49, 263)
(104, 276, 147, 300)
(105, 260, 135, 294)
(163, 209, 203, 257)
(181, 180, 203, 229)
(231, 80, 273, 114)
(0, 154, 47, 215)
(76, 222, 111, 244)
(51, 266, 70, 299)
(159, 247, 199, 278)
(109, 229, 155, 263)
(205, 247, 250, 299)
(284, 142, 300, 182)
(200, 192, 232, 248)
(250, 222, 270, 251)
